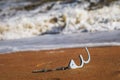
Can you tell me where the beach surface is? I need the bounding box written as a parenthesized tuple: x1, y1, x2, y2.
(0, 46, 120, 80)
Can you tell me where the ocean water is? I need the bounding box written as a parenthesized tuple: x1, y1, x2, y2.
(0, 0, 120, 40)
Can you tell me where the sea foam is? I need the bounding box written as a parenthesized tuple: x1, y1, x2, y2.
(0, 1, 120, 40)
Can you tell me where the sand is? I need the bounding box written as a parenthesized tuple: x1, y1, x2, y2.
(0, 46, 120, 80)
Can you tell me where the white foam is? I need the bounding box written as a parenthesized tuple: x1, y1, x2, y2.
(0, 1, 120, 40)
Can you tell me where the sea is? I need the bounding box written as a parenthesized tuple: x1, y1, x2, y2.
(0, 0, 120, 53)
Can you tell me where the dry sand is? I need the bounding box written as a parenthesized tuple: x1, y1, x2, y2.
(0, 46, 120, 80)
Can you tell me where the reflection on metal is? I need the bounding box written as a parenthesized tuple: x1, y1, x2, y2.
(32, 47, 91, 73)
(68, 47, 90, 69)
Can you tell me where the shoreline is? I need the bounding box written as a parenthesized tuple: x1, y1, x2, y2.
(0, 45, 120, 54)
(0, 30, 120, 54)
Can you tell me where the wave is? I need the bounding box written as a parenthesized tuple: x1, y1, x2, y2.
(0, 0, 120, 40)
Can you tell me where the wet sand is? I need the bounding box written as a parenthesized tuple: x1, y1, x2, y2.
(0, 46, 120, 80)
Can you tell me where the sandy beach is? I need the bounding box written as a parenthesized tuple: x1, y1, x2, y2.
(0, 46, 120, 80)
(0, 0, 120, 80)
